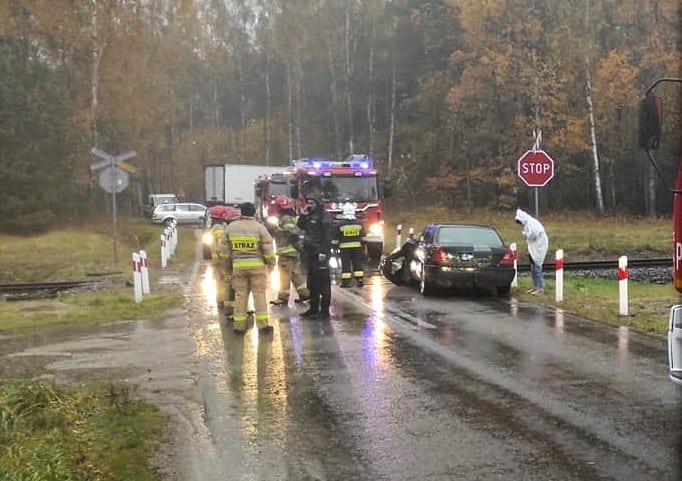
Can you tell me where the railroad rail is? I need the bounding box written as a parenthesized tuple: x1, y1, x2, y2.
(516, 257, 671, 272)
(0, 280, 104, 300)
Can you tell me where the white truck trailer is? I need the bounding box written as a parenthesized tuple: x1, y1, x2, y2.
(204, 163, 286, 207)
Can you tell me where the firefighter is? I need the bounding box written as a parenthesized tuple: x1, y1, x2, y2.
(335, 202, 366, 287)
(297, 191, 333, 319)
(270, 196, 310, 305)
(208, 206, 235, 314)
(223, 202, 276, 334)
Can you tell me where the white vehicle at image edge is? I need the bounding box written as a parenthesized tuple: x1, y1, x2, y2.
(668, 305, 682, 385)
(152, 202, 207, 225)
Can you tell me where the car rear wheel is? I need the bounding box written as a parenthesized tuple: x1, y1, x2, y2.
(496, 284, 511, 296)
(419, 264, 436, 296)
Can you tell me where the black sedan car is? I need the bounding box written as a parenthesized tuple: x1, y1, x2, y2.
(380, 223, 516, 296)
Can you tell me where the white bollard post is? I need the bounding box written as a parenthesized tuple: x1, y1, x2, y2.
(164, 228, 172, 260)
(132, 252, 143, 303)
(170, 221, 177, 254)
(160, 234, 167, 268)
(555, 249, 564, 303)
(396, 224, 402, 248)
(140, 250, 150, 294)
(408, 226, 415, 240)
(510, 242, 518, 288)
(619, 255, 629, 316)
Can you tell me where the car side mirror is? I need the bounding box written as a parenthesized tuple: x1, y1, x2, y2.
(639, 94, 663, 150)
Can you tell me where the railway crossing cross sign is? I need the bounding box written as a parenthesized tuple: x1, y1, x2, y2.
(517, 149, 555, 187)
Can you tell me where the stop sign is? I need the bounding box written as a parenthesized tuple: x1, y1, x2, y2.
(517, 149, 555, 187)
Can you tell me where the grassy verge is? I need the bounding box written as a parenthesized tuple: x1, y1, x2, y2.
(0, 218, 199, 334)
(508, 273, 678, 335)
(0, 380, 167, 481)
(383, 206, 671, 259)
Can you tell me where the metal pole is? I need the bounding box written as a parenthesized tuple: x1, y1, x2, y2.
(111, 158, 118, 264)
(534, 187, 539, 219)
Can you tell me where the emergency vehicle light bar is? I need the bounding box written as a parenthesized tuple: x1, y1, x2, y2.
(294, 155, 374, 171)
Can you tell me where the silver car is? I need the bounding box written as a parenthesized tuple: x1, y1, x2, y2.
(152, 202, 207, 225)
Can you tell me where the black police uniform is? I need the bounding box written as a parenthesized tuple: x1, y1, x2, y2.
(297, 197, 333, 318)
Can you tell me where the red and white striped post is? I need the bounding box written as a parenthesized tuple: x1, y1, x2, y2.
(396, 224, 403, 248)
(555, 249, 564, 303)
(510, 242, 518, 288)
(139, 250, 150, 294)
(618, 256, 628, 316)
(408, 227, 415, 240)
(132, 252, 143, 303)
(160, 234, 167, 268)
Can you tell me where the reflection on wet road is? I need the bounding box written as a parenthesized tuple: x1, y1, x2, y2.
(189, 262, 682, 481)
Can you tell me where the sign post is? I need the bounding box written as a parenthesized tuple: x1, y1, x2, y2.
(517, 131, 554, 218)
(90, 148, 137, 264)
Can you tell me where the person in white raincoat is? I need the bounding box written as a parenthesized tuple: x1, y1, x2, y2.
(515, 209, 549, 294)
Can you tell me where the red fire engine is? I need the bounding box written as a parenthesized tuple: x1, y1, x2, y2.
(290, 155, 388, 261)
(639, 76, 682, 385)
(254, 170, 296, 220)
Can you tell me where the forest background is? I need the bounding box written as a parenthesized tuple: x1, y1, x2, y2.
(0, 0, 680, 233)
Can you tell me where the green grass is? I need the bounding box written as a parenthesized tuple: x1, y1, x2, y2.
(383, 206, 671, 260)
(0, 380, 167, 481)
(513, 274, 679, 335)
(0, 288, 183, 334)
(0, 218, 199, 333)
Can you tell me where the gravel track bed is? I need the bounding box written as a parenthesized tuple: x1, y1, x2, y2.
(562, 267, 673, 285)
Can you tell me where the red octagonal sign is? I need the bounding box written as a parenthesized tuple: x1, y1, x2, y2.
(517, 149, 555, 187)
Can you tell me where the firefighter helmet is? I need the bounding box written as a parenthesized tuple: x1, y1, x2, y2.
(342, 202, 355, 219)
(274, 195, 294, 212)
(209, 205, 240, 222)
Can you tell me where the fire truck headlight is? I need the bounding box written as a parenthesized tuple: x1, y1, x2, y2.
(369, 223, 383, 236)
(202, 232, 213, 245)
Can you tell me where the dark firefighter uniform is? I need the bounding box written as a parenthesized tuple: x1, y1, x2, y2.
(272, 212, 310, 305)
(223, 202, 276, 333)
(335, 202, 366, 287)
(297, 194, 333, 319)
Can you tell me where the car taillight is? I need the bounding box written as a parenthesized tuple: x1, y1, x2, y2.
(431, 246, 450, 264)
(499, 248, 516, 266)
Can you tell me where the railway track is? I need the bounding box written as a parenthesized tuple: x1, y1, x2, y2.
(0, 280, 105, 300)
(516, 257, 671, 272)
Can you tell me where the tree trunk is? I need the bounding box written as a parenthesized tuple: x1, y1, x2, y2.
(344, 10, 354, 154)
(326, 41, 341, 160)
(387, 62, 396, 174)
(367, 20, 375, 158)
(287, 65, 294, 162)
(237, 54, 246, 161)
(264, 50, 271, 165)
(585, 58, 605, 216)
(647, 162, 657, 217)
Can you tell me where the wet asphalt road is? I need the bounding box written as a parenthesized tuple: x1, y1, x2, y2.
(2, 254, 681, 481)
(180, 259, 682, 481)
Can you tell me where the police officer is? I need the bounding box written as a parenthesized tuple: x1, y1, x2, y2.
(335, 202, 366, 287)
(223, 202, 276, 334)
(297, 192, 333, 319)
(270, 197, 310, 305)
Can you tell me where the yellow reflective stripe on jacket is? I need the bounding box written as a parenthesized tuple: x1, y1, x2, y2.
(277, 246, 298, 255)
(339, 241, 362, 249)
(232, 259, 266, 268)
(340, 225, 362, 237)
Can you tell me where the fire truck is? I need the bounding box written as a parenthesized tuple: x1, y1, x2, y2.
(254, 170, 296, 220)
(290, 155, 388, 261)
(638, 77, 682, 385)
